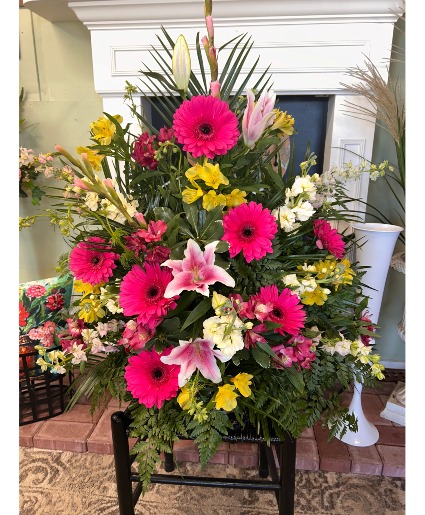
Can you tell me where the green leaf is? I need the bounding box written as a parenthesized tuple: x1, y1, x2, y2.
(251, 346, 270, 368)
(181, 298, 212, 331)
(183, 203, 199, 235)
(256, 341, 279, 359)
(285, 367, 305, 393)
(215, 241, 229, 253)
(153, 206, 176, 223)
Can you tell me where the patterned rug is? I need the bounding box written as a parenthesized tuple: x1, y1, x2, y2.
(19, 447, 405, 515)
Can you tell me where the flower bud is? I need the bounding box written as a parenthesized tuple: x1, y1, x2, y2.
(172, 35, 191, 95)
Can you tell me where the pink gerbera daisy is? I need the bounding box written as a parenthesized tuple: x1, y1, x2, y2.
(69, 236, 120, 285)
(172, 95, 240, 159)
(119, 262, 178, 329)
(222, 201, 278, 263)
(252, 284, 306, 335)
(313, 219, 345, 259)
(124, 347, 180, 409)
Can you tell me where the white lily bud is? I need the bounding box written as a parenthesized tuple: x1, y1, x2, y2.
(172, 35, 191, 94)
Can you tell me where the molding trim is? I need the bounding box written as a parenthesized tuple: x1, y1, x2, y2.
(24, 0, 405, 25)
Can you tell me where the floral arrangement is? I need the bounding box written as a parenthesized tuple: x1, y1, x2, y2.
(19, 146, 74, 205)
(20, 0, 388, 493)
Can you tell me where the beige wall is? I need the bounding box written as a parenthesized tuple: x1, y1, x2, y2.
(19, 8, 102, 282)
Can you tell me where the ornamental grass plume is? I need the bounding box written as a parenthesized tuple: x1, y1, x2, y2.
(340, 13, 405, 243)
(21, 0, 391, 495)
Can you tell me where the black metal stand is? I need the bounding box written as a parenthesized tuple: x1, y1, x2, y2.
(111, 410, 297, 515)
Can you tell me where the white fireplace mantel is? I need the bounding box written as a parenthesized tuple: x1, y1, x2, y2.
(24, 0, 405, 220)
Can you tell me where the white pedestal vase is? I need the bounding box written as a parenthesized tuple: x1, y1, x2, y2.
(337, 223, 403, 447)
(340, 374, 380, 446)
(351, 223, 404, 327)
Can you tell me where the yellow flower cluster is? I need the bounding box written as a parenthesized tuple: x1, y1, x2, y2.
(283, 256, 356, 306)
(90, 114, 123, 146)
(182, 159, 247, 211)
(74, 280, 107, 323)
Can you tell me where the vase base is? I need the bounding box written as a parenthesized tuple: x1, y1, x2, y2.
(337, 421, 379, 447)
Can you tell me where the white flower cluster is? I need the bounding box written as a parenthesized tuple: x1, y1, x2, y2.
(272, 174, 319, 231)
(321, 333, 385, 379)
(203, 314, 245, 356)
(314, 160, 391, 208)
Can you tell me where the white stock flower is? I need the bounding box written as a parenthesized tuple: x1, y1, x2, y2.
(84, 192, 100, 211)
(334, 337, 352, 356)
(299, 277, 317, 293)
(272, 205, 297, 231)
(283, 274, 300, 287)
(291, 200, 315, 222)
(106, 298, 123, 314)
(203, 315, 245, 357)
(291, 176, 317, 201)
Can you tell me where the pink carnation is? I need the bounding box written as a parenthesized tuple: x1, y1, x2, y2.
(131, 132, 158, 170)
(313, 219, 345, 259)
(172, 95, 239, 159)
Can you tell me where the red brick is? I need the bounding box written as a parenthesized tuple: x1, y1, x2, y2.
(228, 441, 259, 468)
(363, 381, 398, 395)
(376, 445, 405, 477)
(314, 423, 351, 473)
(300, 427, 315, 439)
(107, 397, 131, 409)
(348, 445, 383, 475)
(228, 452, 258, 467)
(87, 406, 118, 454)
(33, 420, 95, 452)
(173, 440, 199, 462)
(19, 421, 45, 447)
(47, 402, 104, 424)
(376, 425, 405, 447)
(295, 438, 320, 471)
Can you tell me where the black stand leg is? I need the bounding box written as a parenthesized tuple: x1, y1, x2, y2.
(111, 411, 135, 515)
(259, 441, 269, 478)
(164, 451, 175, 472)
(278, 436, 297, 515)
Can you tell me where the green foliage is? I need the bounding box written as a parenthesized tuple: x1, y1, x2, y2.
(187, 410, 233, 467)
(128, 402, 190, 493)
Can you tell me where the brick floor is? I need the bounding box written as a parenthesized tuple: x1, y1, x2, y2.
(19, 370, 406, 477)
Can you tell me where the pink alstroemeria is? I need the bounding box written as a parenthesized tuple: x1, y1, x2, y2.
(160, 338, 231, 386)
(162, 239, 235, 298)
(242, 89, 276, 149)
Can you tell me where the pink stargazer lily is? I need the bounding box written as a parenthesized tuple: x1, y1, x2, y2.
(242, 89, 276, 149)
(162, 239, 235, 298)
(160, 338, 231, 386)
